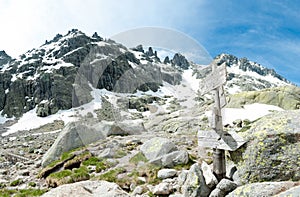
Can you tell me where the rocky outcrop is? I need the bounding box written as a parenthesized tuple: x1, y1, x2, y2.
(41, 180, 130, 197)
(227, 181, 298, 197)
(0, 50, 12, 66)
(227, 85, 300, 110)
(172, 53, 190, 70)
(230, 110, 300, 184)
(215, 53, 289, 83)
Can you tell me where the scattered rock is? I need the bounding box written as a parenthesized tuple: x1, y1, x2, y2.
(178, 170, 189, 186)
(161, 150, 189, 167)
(157, 169, 177, 179)
(41, 180, 130, 197)
(209, 179, 237, 197)
(181, 163, 211, 197)
(201, 161, 218, 188)
(152, 182, 173, 195)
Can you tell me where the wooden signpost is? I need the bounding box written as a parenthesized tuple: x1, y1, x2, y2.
(198, 61, 246, 180)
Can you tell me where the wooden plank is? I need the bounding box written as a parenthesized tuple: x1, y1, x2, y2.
(197, 129, 246, 151)
(199, 63, 227, 95)
(219, 86, 227, 108)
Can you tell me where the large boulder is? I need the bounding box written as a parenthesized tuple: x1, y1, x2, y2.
(274, 185, 300, 197)
(227, 181, 298, 197)
(41, 180, 129, 197)
(230, 110, 300, 184)
(140, 137, 177, 161)
(42, 120, 146, 167)
(41, 122, 104, 167)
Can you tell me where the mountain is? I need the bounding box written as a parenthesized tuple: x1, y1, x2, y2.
(0, 29, 293, 121)
(0, 29, 299, 197)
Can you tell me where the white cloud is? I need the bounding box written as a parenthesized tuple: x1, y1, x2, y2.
(0, 0, 207, 57)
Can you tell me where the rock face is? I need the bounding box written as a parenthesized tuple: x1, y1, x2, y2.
(0, 50, 12, 66)
(41, 180, 130, 197)
(42, 120, 146, 167)
(230, 110, 300, 184)
(227, 86, 300, 110)
(227, 181, 298, 197)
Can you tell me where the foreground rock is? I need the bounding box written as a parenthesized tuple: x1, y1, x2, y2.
(41, 180, 129, 197)
(42, 120, 146, 167)
(227, 181, 298, 197)
(181, 163, 211, 197)
(230, 110, 300, 184)
(274, 185, 300, 197)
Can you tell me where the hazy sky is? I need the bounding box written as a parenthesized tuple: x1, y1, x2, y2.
(1, 0, 299, 85)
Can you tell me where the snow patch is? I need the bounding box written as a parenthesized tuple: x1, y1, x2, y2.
(0, 111, 13, 124)
(205, 103, 284, 126)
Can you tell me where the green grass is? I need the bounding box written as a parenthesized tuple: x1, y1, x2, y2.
(82, 157, 112, 173)
(48, 170, 72, 179)
(97, 167, 126, 182)
(129, 152, 148, 165)
(0, 189, 47, 197)
(10, 179, 23, 187)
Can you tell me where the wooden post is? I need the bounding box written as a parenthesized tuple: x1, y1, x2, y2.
(212, 64, 226, 181)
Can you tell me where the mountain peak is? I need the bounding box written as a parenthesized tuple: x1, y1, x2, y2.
(0, 50, 12, 66)
(215, 53, 289, 83)
(171, 53, 190, 70)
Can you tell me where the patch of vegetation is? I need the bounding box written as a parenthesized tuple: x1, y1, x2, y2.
(138, 164, 161, 185)
(46, 166, 90, 187)
(0, 189, 47, 197)
(70, 166, 90, 182)
(97, 167, 126, 183)
(46, 170, 73, 187)
(10, 179, 23, 187)
(129, 152, 148, 165)
(238, 125, 251, 133)
(28, 182, 36, 187)
(63, 151, 92, 169)
(82, 157, 112, 173)
(0, 183, 6, 189)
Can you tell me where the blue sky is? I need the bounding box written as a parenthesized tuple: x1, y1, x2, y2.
(1, 0, 299, 85)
